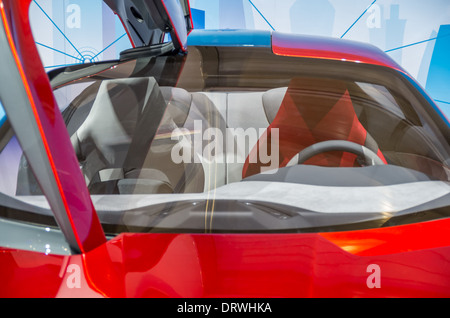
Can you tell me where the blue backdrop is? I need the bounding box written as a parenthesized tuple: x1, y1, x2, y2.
(28, 0, 450, 117)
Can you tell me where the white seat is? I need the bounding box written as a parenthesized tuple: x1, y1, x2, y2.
(197, 88, 287, 184)
(58, 80, 289, 194)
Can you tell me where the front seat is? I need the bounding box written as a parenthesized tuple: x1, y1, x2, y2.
(242, 77, 387, 178)
(69, 77, 207, 194)
(69, 77, 173, 194)
(16, 78, 212, 195)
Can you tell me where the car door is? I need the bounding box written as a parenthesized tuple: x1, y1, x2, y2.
(0, 0, 195, 298)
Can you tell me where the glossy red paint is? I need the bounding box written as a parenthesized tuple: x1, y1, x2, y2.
(272, 31, 404, 72)
(0, 248, 65, 298)
(1, 0, 106, 253)
(83, 230, 449, 298)
(321, 217, 450, 256)
(2, 218, 450, 298)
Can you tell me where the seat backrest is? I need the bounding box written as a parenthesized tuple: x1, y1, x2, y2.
(69, 77, 167, 191)
(196, 89, 285, 184)
(243, 77, 386, 179)
(67, 79, 228, 194)
(225, 91, 271, 183)
(148, 89, 227, 193)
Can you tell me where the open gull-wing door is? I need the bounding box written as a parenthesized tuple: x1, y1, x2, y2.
(104, 0, 193, 54)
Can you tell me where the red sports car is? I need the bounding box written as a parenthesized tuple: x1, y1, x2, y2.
(0, 0, 449, 298)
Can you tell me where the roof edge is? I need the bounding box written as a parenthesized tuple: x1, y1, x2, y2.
(272, 31, 404, 72)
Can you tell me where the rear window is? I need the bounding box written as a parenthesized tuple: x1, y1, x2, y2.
(37, 45, 450, 235)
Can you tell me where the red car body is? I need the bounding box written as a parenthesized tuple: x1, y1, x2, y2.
(0, 0, 449, 298)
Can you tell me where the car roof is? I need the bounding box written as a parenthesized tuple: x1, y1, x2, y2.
(187, 29, 404, 72)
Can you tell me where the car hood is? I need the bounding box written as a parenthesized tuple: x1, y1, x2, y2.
(3, 222, 450, 297)
(76, 227, 450, 297)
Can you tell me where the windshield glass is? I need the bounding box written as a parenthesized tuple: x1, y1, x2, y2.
(28, 45, 450, 235)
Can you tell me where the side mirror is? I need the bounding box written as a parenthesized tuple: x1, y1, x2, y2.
(104, 0, 193, 53)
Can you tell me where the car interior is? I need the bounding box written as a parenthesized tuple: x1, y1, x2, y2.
(13, 45, 450, 197)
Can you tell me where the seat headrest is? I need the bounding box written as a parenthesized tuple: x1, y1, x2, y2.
(160, 86, 192, 127)
(262, 87, 287, 123)
(73, 77, 161, 164)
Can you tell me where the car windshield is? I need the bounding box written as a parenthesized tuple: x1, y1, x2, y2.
(9, 44, 450, 235)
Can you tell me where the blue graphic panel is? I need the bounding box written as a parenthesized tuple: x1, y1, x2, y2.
(426, 24, 450, 116)
(27, 0, 450, 118)
(290, 0, 335, 36)
(219, 0, 246, 29)
(30, 0, 131, 70)
(191, 8, 205, 29)
(0, 101, 5, 127)
(190, 0, 219, 29)
(384, 5, 406, 65)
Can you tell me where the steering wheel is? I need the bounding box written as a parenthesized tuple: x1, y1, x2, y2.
(288, 140, 385, 166)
